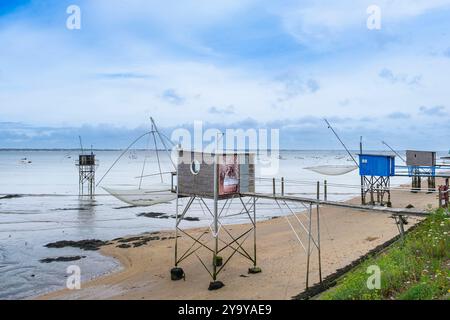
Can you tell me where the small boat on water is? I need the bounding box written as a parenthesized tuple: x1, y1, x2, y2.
(128, 150, 138, 160)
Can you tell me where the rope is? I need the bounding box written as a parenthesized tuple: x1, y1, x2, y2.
(150, 117, 177, 171)
(139, 132, 151, 189)
(96, 131, 151, 187)
(324, 119, 359, 168)
(151, 129, 163, 183)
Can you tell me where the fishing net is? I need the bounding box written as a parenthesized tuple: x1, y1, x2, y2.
(102, 186, 176, 206)
(304, 165, 357, 176)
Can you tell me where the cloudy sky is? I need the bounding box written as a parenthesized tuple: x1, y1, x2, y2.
(1, 0, 450, 149)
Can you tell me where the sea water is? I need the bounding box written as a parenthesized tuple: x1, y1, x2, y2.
(0, 150, 417, 299)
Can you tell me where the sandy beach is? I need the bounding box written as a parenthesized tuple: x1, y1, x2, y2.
(39, 185, 440, 300)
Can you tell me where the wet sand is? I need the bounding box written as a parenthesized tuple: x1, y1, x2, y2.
(39, 185, 439, 300)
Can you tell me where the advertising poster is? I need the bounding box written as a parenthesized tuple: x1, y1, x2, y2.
(219, 154, 240, 195)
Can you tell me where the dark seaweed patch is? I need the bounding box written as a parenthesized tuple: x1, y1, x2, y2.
(0, 194, 22, 200)
(39, 256, 86, 263)
(114, 205, 137, 209)
(169, 215, 200, 222)
(45, 239, 108, 251)
(137, 212, 169, 219)
(183, 217, 200, 222)
(117, 236, 143, 243)
(51, 207, 89, 211)
(116, 244, 132, 249)
(114, 234, 162, 248)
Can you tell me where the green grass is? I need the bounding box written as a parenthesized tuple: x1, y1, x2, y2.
(320, 209, 450, 300)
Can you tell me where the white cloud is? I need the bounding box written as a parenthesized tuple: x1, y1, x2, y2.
(1, 43, 450, 130)
(1, 0, 450, 146)
(272, 0, 450, 49)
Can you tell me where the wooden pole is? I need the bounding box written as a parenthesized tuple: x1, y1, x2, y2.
(306, 204, 312, 289)
(316, 181, 322, 284)
(213, 136, 220, 281)
(253, 196, 257, 267)
(445, 179, 450, 208)
(376, 183, 380, 204)
(370, 177, 375, 205)
(324, 180, 327, 202)
(174, 156, 180, 267)
(387, 177, 392, 207)
(398, 215, 405, 240)
(272, 178, 276, 196)
(360, 138, 365, 205)
(281, 177, 285, 196)
(174, 195, 179, 266)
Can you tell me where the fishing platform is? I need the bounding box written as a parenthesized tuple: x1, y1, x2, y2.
(171, 150, 260, 289)
(77, 153, 98, 198)
(358, 153, 395, 206)
(170, 147, 436, 290)
(76, 137, 98, 198)
(95, 118, 448, 291)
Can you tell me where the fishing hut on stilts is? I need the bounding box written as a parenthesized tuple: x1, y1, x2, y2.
(324, 119, 396, 207)
(406, 150, 437, 192)
(171, 148, 261, 289)
(170, 144, 324, 290)
(359, 154, 395, 206)
(76, 137, 98, 198)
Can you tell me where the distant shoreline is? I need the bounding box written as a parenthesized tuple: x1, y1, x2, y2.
(1, 148, 446, 152)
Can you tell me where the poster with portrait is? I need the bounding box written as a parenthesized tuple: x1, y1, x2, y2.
(218, 154, 240, 195)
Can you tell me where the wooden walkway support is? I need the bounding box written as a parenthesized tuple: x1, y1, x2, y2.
(172, 195, 259, 287)
(171, 181, 430, 290)
(240, 189, 429, 289)
(240, 192, 429, 217)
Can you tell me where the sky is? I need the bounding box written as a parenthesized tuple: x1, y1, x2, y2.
(1, 0, 450, 150)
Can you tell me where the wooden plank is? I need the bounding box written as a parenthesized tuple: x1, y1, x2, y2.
(394, 173, 450, 178)
(240, 192, 429, 217)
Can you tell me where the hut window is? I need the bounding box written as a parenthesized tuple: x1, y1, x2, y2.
(190, 160, 201, 175)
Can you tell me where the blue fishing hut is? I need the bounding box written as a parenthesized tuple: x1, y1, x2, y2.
(358, 154, 395, 206)
(359, 154, 395, 177)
